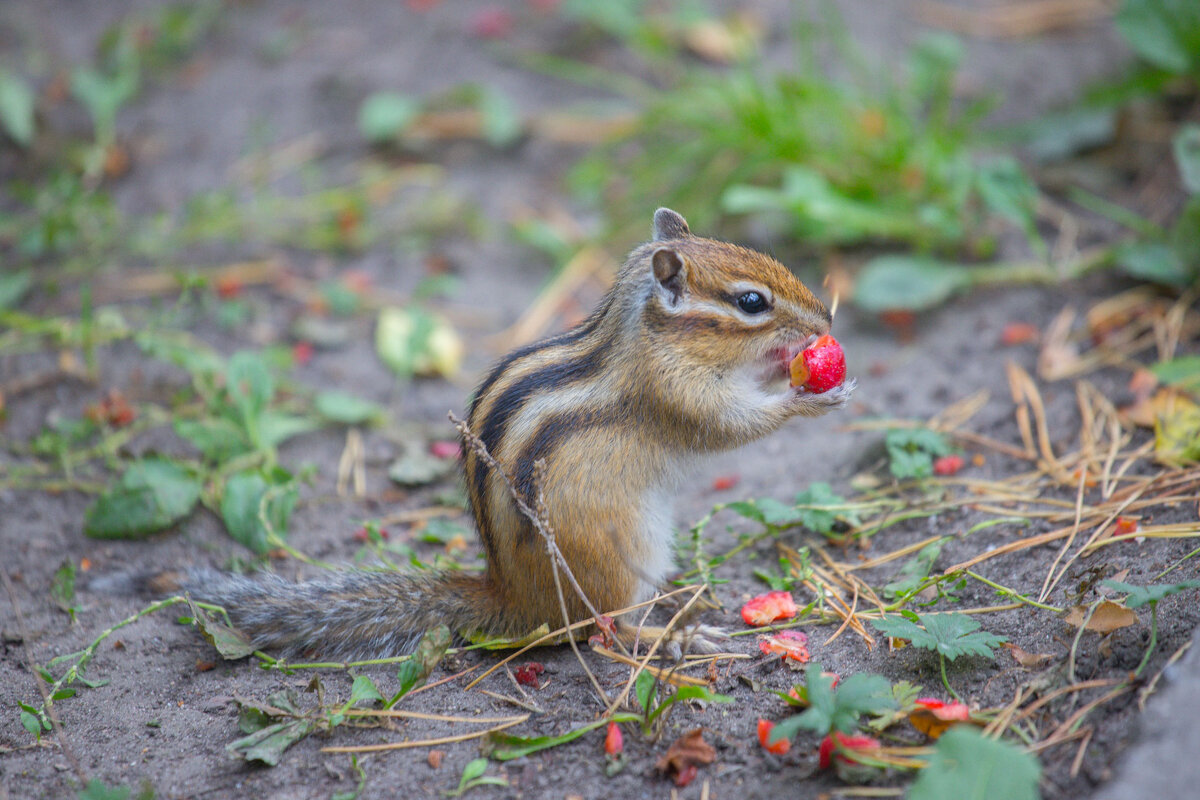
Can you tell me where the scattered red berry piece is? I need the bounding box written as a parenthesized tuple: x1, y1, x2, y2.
(429, 440, 461, 459)
(711, 474, 739, 491)
(604, 721, 624, 756)
(514, 662, 545, 688)
(758, 630, 810, 663)
(932, 454, 965, 476)
(741, 590, 798, 627)
(757, 718, 790, 755)
(292, 341, 314, 366)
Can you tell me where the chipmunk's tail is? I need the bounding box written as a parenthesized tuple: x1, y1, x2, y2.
(176, 567, 513, 660)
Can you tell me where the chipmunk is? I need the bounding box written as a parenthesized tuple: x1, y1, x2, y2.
(180, 208, 854, 660)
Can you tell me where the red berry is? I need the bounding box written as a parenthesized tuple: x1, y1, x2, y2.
(799, 335, 846, 393)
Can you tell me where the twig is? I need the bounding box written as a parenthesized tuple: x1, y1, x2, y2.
(450, 411, 612, 703)
(464, 585, 701, 689)
(477, 689, 543, 714)
(604, 585, 708, 718)
(321, 714, 530, 753)
(449, 412, 607, 625)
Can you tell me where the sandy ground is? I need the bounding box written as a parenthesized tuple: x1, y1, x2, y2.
(1, 2, 1196, 799)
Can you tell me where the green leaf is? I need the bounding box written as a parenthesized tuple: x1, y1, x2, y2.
(387, 625, 451, 707)
(256, 411, 319, 449)
(349, 675, 383, 707)
(975, 157, 1039, 237)
(635, 670, 657, 714)
(1115, 241, 1193, 287)
(885, 428, 953, 480)
(388, 447, 456, 487)
(479, 86, 522, 148)
(192, 603, 257, 660)
(872, 612, 1006, 661)
(646, 685, 734, 725)
(174, 417, 252, 462)
(77, 780, 132, 800)
(1115, 0, 1200, 75)
(226, 350, 275, 427)
(482, 714, 639, 761)
(1017, 107, 1117, 162)
(358, 91, 420, 143)
(84, 459, 202, 538)
(793, 482, 857, 535)
(70, 65, 139, 140)
(314, 391, 384, 425)
(1101, 579, 1200, 608)
(854, 256, 972, 312)
(446, 757, 508, 796)
(375, 306, 463, 379)
(771, 664, 894, 742)
(220, 469, 298, 554)
(51, 559, 77, 616)
(1174, 124, 1200, 195)
(0, 269, 32, 310)
(20, 708, 44, 738)
(1150, 356, 1200, 390)
(0, 71, 34, 146)
(226, 718, 316, 766)
(883, 538, 948, 599)
(908, 726, 1040, 800)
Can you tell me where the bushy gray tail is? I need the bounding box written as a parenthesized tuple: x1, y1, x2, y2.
(180, 567, 512, 660)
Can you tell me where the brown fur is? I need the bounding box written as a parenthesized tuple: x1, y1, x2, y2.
(183, 209, 853, 659)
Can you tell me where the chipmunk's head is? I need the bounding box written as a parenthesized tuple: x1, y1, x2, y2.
(636, 208, 833, 391)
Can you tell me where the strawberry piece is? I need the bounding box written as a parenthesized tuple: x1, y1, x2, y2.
(758, 630, 810, 663)
(757, 718, 790, 755)
(789, 334, 846, 393)
(740, 590, 798, 626)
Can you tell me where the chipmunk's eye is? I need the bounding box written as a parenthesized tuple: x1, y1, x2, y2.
(736, 291, 770, 314)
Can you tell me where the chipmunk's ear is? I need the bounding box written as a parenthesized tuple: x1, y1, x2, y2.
(652, 208, 690, 241)
(652, 247, 686, 306)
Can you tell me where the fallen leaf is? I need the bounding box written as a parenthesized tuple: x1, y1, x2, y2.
(656, 728, 715, 787)
(1003, 642, 1054, 668)
(1063, 601, 1137, 633)
(388, 446, 456, 486)
(1153, 391, 1200, 465)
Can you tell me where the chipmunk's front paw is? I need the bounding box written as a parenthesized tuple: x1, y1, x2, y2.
(792, 377, 856, 417)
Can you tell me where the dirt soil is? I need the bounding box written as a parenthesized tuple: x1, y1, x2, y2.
(1, 2, 1197, 799)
